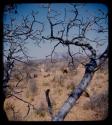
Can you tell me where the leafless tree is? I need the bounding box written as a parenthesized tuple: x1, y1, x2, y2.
(42, 4, 108, 121)
(2, 4, 43, 120)
(2, 3, 108, 121)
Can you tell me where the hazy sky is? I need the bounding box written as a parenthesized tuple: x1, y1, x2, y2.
(4, 3, 108, 59)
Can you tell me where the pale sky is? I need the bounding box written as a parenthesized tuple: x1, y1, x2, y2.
(4, 3, 108, 59)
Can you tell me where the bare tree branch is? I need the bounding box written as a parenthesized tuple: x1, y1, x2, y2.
(3, 3, 108, 121)
(46, 42, 60, 62)
(52, 45, 108, 121)
(41, 4, 108, 121)
(3, 5, 44, 120)
(8, 93, 38, 117)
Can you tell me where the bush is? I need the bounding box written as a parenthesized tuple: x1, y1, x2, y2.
(4, 102, 15, 111)
(13, 73, 22, 81)
(35, 109, 46, 117)
(4, 101, 22, 121)
(66, 83, 75, 91)
(28, 79, 37, 96)
(34, 102, 47, 118)
(83, 90, 108, 119)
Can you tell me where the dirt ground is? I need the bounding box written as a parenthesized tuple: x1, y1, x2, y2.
(4, 61, 108, 121)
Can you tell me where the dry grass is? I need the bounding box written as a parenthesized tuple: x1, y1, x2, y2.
(83, 90, 108, 120)
(4, 60, 108, 121)
(4, 101, 22, 121)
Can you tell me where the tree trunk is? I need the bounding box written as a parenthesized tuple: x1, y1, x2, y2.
(52, 46, 108, 121)
(53, 69, 94, 121)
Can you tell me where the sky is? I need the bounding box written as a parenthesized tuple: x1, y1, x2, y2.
(3, 3, 108, 59)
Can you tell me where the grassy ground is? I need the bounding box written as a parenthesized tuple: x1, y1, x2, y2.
(4, 61, 108, 121)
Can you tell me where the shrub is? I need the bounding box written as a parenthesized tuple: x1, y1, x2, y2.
(28, 79, 37, 96)
(13, 73, 22, 82)
(4, 101, 22, 121)
(4, 102, 15, 111)
(34, 102, 47, 118)
(66, 83, 75, 90)
(90, 91, 108, 110)
(59, 75, 65, 87)
(83, 90, 108, 119)
(35, 109, 46, 117)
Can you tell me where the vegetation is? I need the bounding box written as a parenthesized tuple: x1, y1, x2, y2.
(3, 3, 108, 121)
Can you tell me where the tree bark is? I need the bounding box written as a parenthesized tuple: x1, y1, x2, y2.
(52, 70, 94, 121)
(52, 46, 108, 121)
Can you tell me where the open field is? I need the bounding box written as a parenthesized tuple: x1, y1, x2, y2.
(4, 59, 108, 121)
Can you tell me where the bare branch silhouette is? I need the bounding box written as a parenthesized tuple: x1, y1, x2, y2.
(42, 4, 108, 121)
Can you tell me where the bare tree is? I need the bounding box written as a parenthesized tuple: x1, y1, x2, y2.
(42, 4, 108, 121)
(2, 3, 108, 121)
(2, 4, 43, 120)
